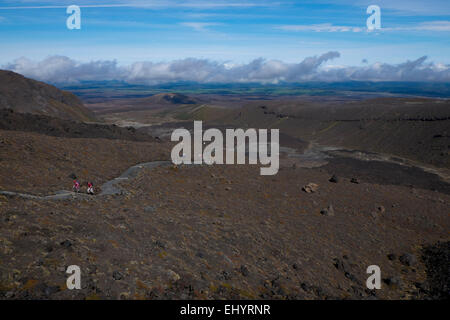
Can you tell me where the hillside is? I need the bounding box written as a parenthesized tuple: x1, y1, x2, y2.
(146, 93, 199, 105)
(0, 70, 97, 122)
(0, 144, 448, 299)
(0, 109, 154, 142)
(0, 128, 168, 195)
(0, 92, 449, 300)
(214, 98, 450, 169)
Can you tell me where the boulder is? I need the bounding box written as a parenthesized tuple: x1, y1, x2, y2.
(302, 183, 319, 193)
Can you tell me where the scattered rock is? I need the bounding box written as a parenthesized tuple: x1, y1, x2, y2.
(329, 175, 339, 183)
(332, 258, 345, 271)
(119, 292, 130, 300)
(240, 265, 250, 277)
(333, 258, 362, 285)
(387, 253, 397, 261)
(112, 271, 123, 280)
(44, 285, 60, 296)
(219, 270, 232, 281)
(383, 276, 402, 287)
(60, 240, 72, 248)
(300, 282, 312, 292)
(320, 204, 335, 216)
(167, 270, 181, 282)
(144, 205, 156, 213)
(377, 205, 386, 213)
(370, 211, 379, 219)
(302, 183, 318, 193)
(153, 240, 166, 248)
(399, 253, 417, 266)
(350, 178, 359, 184)
(223, 255, 234, 267)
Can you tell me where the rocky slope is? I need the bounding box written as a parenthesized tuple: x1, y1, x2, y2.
(0, 159, 448, 300)
(0, 91, 448, 300)
(215, 98, 450, 168)
(0, 109, 153, 142)
(0, 129, 168, 195)
(0, 70, 97, 122)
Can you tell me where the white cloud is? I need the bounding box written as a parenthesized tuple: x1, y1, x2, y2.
(277, 23, 364, 33)
(277, 21, 450, 33)
(386, 21, 450, 32)
(3, 53, 449, 84)
(180, 22, 221, 32)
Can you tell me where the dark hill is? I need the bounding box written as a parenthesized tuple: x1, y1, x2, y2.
(145, 93, 198, 105)
(0, 109, 154, 142)
(0, 70, 97, 122)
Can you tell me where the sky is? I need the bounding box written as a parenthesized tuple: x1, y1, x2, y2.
(0, 0, 449, 83)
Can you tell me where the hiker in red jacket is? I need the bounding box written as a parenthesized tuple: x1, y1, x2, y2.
(73, 180, 80, 193)
(87, 182, 94, 195)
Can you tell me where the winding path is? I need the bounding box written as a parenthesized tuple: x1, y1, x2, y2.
(0, 160, 172, 201)
(1, 144, 449, 201)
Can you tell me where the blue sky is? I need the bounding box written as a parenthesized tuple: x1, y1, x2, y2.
(0, 0, 449, 83)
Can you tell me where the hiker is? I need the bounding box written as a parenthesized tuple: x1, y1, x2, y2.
(87, 182, 94, 195)
(73, 179, 80, 193)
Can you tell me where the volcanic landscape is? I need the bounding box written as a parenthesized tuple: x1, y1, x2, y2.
(0, 70, 449, 300)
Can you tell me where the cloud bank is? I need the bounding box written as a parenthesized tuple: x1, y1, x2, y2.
(3, 52, 450, 84)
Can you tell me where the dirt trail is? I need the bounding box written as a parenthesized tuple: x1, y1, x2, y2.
(0, 160, 172, 200)
(1, 142, 449, 199)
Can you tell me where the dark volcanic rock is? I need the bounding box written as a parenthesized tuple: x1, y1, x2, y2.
(240, 265, 250, 277)
(44, 285, 60, 296)
(329, 174, 340, 183)
(60, 240, 72, 248)
(383, 277, 402, 287)
(322, 157, 450, 194)
(387, 253, 397, 261)
(112, 271, 123, 280)
(144, 205, 156, 213)
(320, 204, 335, 216)
(399, 253, 417, 266)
